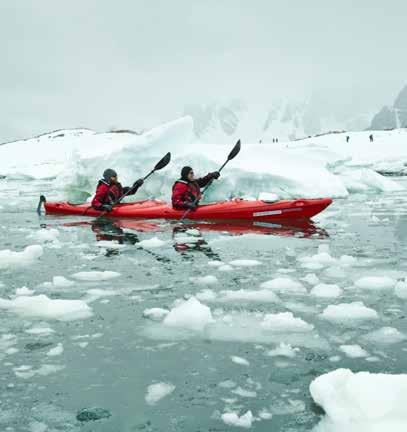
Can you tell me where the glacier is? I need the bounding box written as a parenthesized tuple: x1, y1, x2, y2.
(0, 115, 404, 203)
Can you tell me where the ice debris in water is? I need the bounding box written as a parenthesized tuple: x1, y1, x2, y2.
(145, 382, 176, 405)
(301, 273, 320, 286)
(163, 297, 214, 331)
(0, 294, 93, 321)
(354, 276, 396, 290)
(266, 342, 299, 358)
(339, 344, 369, 358)
(47, 343, 64, 356)
(362, 326, 406, 345)
(260, 277, 307, 294)
(221, 410, 253, 428)
(395, 279, 407, 299)
(321, 302, 378, 323)
(231, 356, 250, 366)
(138, 237, 167, 248)
(261, 312, 314, 332)
(218, 264, 234, 272)
(0, 245, 43, 269)
(310, 368, 407, 432)
(311, 283, 343, 298)
(143, 308, 169, 321)
(25, 326, 55, 336)
(51, 276, 74, 287)
(229, 259, 261, 267)
(189, 275, 218, 285)
(29, 228, 60, 243)
(71, 271, 120, 281)
(207, 260, 224, 267)
(16, 286, 35, 296)
(197, 288, 280, 303)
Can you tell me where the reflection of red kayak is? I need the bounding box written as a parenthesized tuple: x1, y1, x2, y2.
(44, 198, 332, 221)
(115, 219, 328, 238)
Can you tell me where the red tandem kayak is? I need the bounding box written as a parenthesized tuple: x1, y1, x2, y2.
(44, 197, 332, 221)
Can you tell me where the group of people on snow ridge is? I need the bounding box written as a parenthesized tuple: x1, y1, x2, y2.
(91, 167, 220, 212)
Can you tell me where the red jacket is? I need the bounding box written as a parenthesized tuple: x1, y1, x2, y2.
(172, 174, 213, 209)
(91, 180, 134, 210)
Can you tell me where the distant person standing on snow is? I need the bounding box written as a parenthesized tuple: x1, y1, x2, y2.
(369, 134, 374, 142)
(346, 136, 350, 143)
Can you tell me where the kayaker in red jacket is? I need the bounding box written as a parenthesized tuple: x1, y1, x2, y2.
(91, 169, 144, 212)
(172, 166, 220, 210)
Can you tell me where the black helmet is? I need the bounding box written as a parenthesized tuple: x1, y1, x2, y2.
(181, 166, 193, 181)
(103, 168, 117, 182)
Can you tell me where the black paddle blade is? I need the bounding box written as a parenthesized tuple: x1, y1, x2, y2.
(154, 152, 171, 171)
(227, 140, 241, 161)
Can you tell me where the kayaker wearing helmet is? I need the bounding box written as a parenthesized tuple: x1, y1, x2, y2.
(91, 169, 144, 212)
(172, 166, 220, 210)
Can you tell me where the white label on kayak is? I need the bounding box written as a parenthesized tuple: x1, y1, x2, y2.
(253, 208, 303, 217)
(253, 210, 282, 217)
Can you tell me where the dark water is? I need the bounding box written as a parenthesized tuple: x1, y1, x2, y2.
(1, 178, 407, 431)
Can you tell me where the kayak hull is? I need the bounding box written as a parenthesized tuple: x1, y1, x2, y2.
(44, 198, 332, 221)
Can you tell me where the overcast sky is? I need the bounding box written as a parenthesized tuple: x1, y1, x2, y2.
(1, 0, 406, 142)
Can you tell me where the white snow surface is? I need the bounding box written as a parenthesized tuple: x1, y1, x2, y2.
(310, 368, 407, 432)
(0, 117, 404, 204)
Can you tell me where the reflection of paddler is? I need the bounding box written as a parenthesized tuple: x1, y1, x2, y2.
(172, 226, 221, 260)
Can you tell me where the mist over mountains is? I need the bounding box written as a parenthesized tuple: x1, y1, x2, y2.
(370, 84, 407, 130)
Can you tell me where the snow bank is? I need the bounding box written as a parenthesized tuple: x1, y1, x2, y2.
(0, 245, 43, 269)
(310, 368, 407, 432)
(163, 297, 214, 332)
(145, 382, 175, 405)
(0, 294, 92, 321)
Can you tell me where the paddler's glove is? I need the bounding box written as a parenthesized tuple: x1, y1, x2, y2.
(210, 171, 220, 179)
(101, 204, 113, 212)
(133, 178, 144, 189)
(185, 202, 197, 210)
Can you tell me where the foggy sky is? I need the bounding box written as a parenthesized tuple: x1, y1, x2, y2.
(1, 0, 406, 142)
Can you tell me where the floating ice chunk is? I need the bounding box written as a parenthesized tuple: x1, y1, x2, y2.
(311, 283, 342, 298)
(29, 228, 59, 243)
(229, 259, 261, 267)
(267, 342, 299, 358)
(207, 260, 224, 267)
(221, 411, 253, 428)
(321, 302, 378, 323)
(298, 247, 337, 269)
(196, 289, 217, 302)
(218, 289, 280, 303)
(143, 308, 169, 321)
(395, 280, 407, 299)
(231, 356, 250, 366)
(16, 286, 35, 296)
(260, 277, 306, 294)
(14, 363, 64, 379)
(218, 264, 234, 272)
(324, 266, 347, 279)
(339, 255, 357, 266)
(354, 276, 396, 290)
(47, 343, 64, 356)
(0, 245, 43, 269)
(71, 271, 120, 281)
(96, 240, 126, 249)
(301, 273, 320, 286)
(138, 237, 167, 248)
(145, 382, 175, 405)
(25, 326, 55, 336)
(52, 276, 74, 288)
(190, 275, 219, 285)
(218, 380, 236, 389)
(258, 409, 273, 420)
(362, 327, 406, 345)
(0, 294, 92, 321)
(261, 312, 314, 332)
(163, 297, 214, 332)
(310, 368, 407, 432)
(339, 344, 369, 358)
(231, 387, 257, 398)
(84, 289, 117, 303)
